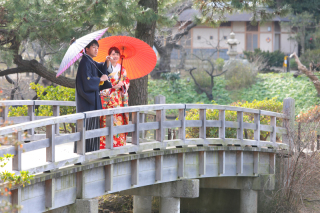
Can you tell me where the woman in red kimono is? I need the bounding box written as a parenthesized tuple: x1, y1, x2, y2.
(100, 47, 130, 148)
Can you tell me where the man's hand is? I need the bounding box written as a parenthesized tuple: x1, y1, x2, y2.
(100, 74, 109, 82)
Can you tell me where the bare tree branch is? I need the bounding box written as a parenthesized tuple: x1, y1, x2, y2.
(0, 55, 75, 88)
(290, 52, 320, 97)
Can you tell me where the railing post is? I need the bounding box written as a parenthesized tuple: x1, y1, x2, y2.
(199, 151, 206, 176)
(283, 98, 295, 148)
(76, 171, 85, 199)
(254, 112, 260, 146)
(253, 152, 259, 175)
(179, 108, 185, 141)
(105, 115, 114, 149)
(236, 151, 243, 174)
(199, 109, 206, 140)
(12, 131, 22, 171)
(139, 113, 145, 139)
(154, 95, 166, 105)
(2, 105, 8, 123)
(155, 155, 163, 181)
(156, 109, 165, 142)
(178, 153, 185, 178)
(11, 188, 21, 213)
(105, 164, 113, 192)
(53, 105, 60, 135)
(219, 110, 225, 139)
(237, 111, 243, 140)
(46, 124, 55, 162)
(27, 102, 35, 137)
(155, 95, 165, 142)
(132, 112, 140, 145)
(131, 159, 139, 186)
(270, 116, 277, 146)
(45, 178, 55, 208)
(76, 118, 86, 155)
(219, 150, 225, 175)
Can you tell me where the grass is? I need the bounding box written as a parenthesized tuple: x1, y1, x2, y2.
(239, 73, 320, 114)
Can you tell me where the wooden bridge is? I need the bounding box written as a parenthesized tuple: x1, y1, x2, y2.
(0, 96, 295, 213)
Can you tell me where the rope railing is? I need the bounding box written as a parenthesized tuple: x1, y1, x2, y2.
(0, 97, 295, 175)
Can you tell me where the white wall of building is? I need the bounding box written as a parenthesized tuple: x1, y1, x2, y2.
(260, 33, 273, 52)
(174, 22, 298, 57)
(235, 33, 246, 52)
(219, 28, 232, 48)
(192, 28, 219, 48)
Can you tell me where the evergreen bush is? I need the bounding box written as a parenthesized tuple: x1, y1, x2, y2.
(243, 48, 285, 70)
(185, 98, 283, 141)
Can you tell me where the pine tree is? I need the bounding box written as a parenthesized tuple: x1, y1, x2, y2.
(0, 0, 289, 105)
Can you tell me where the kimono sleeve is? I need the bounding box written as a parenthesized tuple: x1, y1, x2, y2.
(122, 69, 130, 94)
(99, 79, 112, 91)
(94, 61, 110, 76)
(79, 60, 100, 92)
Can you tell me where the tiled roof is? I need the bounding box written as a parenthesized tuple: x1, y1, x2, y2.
(179, 9, 290, 22)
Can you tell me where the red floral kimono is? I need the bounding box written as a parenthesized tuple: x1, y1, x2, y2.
(100, 64, 130, 148)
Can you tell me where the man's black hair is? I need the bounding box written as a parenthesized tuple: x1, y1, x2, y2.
(85, 40, 99, 51)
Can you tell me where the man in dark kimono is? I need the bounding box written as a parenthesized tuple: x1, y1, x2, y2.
(75, 39, 112, 153)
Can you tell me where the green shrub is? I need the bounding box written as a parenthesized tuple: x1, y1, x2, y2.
(160, 72, 182, 93)
(239, 73, 320, 115)
(8, 83, 76, 133)
(148, 79, 210, 104)
(224, 60, 258, 90)
(290, 59, 298, 70)
(300, 49, 320, 71)
(215, 58, 225, 71)
(185, 98, 283, 140)
(243, 48, 285, 69)
(8, 83, 75, 117)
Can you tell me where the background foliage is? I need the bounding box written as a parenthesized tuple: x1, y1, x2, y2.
(243, 48, 285, 69)
(8, 83, 75, 117)
(148, 73, 320, 116)
(185, 98, 283, 140)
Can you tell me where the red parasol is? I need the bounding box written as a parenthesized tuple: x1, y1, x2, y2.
(93, 36, 157, 80)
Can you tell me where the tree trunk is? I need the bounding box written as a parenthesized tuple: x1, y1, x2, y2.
(154, 22, 196, 75)
(129, 0, 157, 106)
(290, 52, 320, 96)
(159, 51, 172, 72)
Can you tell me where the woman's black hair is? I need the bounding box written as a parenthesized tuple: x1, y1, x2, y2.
(108, 46, 120, 55)
(85, 40, 99, 51)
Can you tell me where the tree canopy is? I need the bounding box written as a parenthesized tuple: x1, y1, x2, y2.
(0, 0, 290, 104)
(276, 0, 320, 21)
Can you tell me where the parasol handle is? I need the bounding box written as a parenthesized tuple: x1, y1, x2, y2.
(119, 57, 124, 81)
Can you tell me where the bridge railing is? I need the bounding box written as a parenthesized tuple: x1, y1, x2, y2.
(0, 98, 295, 175)
(0, 100, 76, 124)
(0, 100, 155, 140)
(0, 100, 76, 139)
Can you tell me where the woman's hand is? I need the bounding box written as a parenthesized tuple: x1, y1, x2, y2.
(112, 81, 124, 89)
(105, 56, 113, 67)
